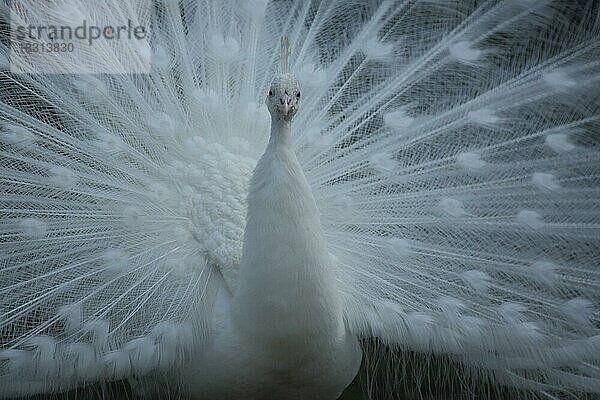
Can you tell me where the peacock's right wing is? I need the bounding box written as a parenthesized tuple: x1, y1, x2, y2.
(0, 0, 273, 395)
(288, 0, 600, 394)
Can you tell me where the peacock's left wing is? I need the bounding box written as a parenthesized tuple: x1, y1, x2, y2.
(290, 0, 600, 394)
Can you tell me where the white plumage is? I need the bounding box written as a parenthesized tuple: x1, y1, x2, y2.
(0, 0, 599, 399)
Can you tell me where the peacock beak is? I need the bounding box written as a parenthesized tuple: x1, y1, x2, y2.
(280, 92, 293, 115)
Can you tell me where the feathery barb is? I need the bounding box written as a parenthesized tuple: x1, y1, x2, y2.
(281, 36, 291, 74)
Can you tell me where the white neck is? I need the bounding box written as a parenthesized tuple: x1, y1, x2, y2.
(266, 115, 292, 149)
(222, 112, 361, 399)
(232, 113, 344, 344)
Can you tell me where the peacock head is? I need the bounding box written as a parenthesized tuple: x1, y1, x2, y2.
(266, 73, 301, 122)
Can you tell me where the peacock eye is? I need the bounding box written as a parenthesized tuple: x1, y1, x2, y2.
(268, 90, 273, 96)
(296, 92, 301, 98)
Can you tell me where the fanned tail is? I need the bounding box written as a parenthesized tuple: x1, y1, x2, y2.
(0, 0, 599, 398)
